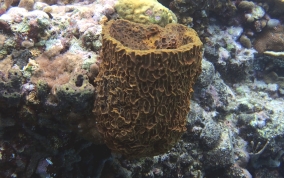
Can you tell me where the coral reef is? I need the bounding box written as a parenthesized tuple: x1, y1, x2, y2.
(238, 1, 265, 23)
(30, 53, 82, 88)
(240, 35, 252, 49)
(0, 118, 111, 177)
(0, 67, 24, 108)
(109, 140, 204, 178)
(225, 164, 253, 178)
(199, 119, 221, 149)
(0, 1, 114, 176)
(253, 25, 284, 53)
(255, 0, 284, 16)
(204, 23, 256, 82)
(167, 0, 237, 35)
(1, 0, 284, 177)
(115, 0, 177, 27)
(94, 19, 203, 158)
(54, 72, 95, 112)
(0, 0, 115, 60)
(0, 55, 108, 177)
(253, 53, 284, 94)
(202, 127, 234, 169)
(18, 0, 35, 11)
(0, 0, 13, 15)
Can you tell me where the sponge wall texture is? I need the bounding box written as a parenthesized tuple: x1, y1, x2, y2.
(94, 19, 203, 158)
(115, 0, 177, 27)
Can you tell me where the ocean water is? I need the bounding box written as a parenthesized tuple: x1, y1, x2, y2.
(0, 0, 284, 177)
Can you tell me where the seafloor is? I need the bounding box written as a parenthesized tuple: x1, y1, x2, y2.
(1, 0, 284, 177)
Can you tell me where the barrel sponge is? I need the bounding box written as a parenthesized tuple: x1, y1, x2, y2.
(114, 0, 177, 27)
(93, 19, 203, 158)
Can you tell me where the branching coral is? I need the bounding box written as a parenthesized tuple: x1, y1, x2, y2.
(93, 19, 203, 158)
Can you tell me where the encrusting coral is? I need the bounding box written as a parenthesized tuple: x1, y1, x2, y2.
(93, 19, 203, 158)
(115, 0, 177, 27)
(253, 25, 284, 53)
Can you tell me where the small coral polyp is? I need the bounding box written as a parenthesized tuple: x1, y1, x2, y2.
(94, 19, 203, 158)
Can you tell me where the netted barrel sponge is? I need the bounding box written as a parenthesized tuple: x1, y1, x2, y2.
(94, 19, 203, 158)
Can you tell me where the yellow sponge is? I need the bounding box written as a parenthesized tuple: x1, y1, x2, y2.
(93, 19, 203, 158)
(115, 0, 177, 27)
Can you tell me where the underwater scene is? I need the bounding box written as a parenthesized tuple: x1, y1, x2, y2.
(1, 0, 284, 177)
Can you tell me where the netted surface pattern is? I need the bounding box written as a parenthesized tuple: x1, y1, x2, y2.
(94, 19, 203, 158)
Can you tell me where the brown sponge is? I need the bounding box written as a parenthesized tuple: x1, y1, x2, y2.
(93, 19, 203, 158)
